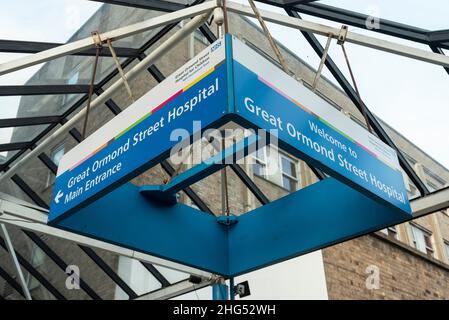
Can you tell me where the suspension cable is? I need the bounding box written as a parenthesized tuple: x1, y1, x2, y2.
(107, 38, 136, 103)
(337, 25, 372, 133)
(247, 0, 290, 75)
(81, 31, 103, 140)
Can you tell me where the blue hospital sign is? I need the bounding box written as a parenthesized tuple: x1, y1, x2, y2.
(230, 36, 410, 213)
(49, 35, 410, 225)
(49, 35, 412, 277)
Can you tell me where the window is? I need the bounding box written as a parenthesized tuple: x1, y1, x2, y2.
(51, 144, 65, 167)
(252, 147, 267, 178)
(46, 144, 65, 188)
(280, 154, 298, 192)
(380, 225, 398, 239)
(407, 184, 419, 198)
(410, 224, 435, 257)
(426, 180, 439, 192)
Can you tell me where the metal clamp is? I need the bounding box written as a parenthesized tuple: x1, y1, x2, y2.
(337, 25, 348, 45)
(91, 31, 103, 48)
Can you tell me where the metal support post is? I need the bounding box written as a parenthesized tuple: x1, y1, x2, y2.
(212, 278, 229, 300)
(0, 223, 32, 300)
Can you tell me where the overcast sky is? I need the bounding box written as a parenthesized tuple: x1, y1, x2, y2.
(0, 0, 448, 169)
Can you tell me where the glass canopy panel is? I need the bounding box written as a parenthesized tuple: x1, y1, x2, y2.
(68, 2, 189, 49)
(0, 0, 101, 43)
(0, 95, 83, 120)
(0, 124, 50, 146)
(318, 0, 449, 31)
(0, 150, 19, 164)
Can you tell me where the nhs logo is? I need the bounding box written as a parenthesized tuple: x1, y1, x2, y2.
(210, 41, 222, 52)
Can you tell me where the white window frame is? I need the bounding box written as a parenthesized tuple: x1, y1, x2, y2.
(45, 144, 65, 188)
(409, 223, 435, 257)
(279, 152, 299, 192)
(380, 225, 399, 240)
(251, 146, 268, 179)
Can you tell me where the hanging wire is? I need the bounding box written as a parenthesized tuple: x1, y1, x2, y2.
(222, 0, 230, 34)
(337, 26, 373, 133)
(81, 31, 103, 140)
(247, 0, 290, 75)
(221, 133, 230, 216)
(312, 34, 333, 91)
(107, 38, 136, 103)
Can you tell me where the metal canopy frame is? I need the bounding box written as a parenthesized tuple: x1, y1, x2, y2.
(0, 0, 448, 300)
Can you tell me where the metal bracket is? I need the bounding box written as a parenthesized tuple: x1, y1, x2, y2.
(337, 25, 348, 45)
(91, 31, 103, 48)
(217, 215, 238, 226)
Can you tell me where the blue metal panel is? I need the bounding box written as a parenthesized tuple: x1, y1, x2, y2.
(56, 183, 229, 275)
(227, 177, 411, 276)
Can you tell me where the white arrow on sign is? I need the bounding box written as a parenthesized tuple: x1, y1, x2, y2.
(54, 190, 64, 204)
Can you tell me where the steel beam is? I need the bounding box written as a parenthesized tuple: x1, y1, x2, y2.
(255, 0, 449, 49)
(23, 230, 102, 300)
(10, 174, 49, 209)
(136, 278, 214, 300)
(411, 186, 449, 218)
(0, 142, 30, 152)
(141, 263, 171, 288)
(229, 164, 270, 205)
(0, 116, 60, 128)
(0, 235, 66, 300)
(430, 46, 449, 75)
(0, 264, 31, 299)
(428, 29, 449, 44)
(0, 39, 140, 57)
(79, 246, 138, 299)
(0, 85, 90, 96)
(89, 0, 185, 12)
(0, 1, 217, 76)
(226, 2, 449, 68)
(95, 88, 122, 116)
(283, 0, 319, 5)
(38, 154, 58, 175)
(198, 24, 217, 43)
(160, 160, 214, 214)
(0, 224, 32, 300)
(284, 9, 430, 196)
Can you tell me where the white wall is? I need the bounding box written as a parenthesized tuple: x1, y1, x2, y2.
(172, 250, 329, 300)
